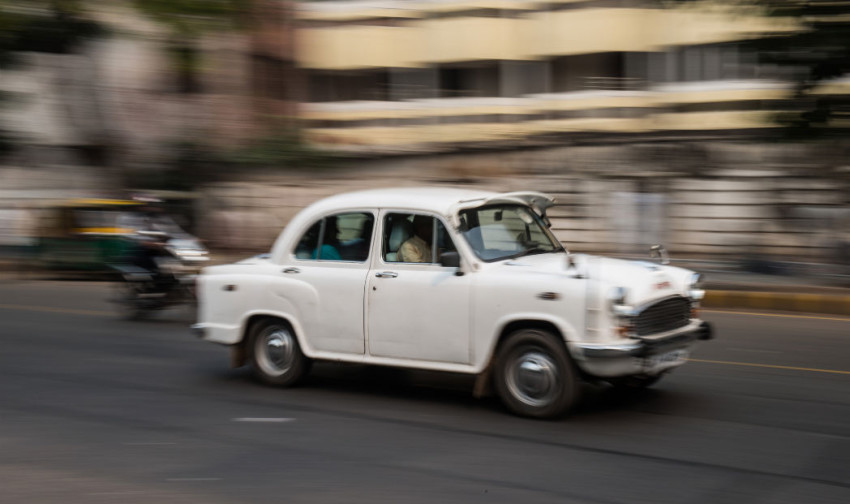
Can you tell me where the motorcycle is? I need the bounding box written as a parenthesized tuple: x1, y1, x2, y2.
(110, 231, 209, 319)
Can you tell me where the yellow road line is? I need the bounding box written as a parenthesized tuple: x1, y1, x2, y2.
(0, 303, 111, 317)
(688, 358, 850, 376)
(702, 309, 850, 323)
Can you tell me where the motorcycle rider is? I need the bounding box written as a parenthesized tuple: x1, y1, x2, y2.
(122, 204, 179, 287)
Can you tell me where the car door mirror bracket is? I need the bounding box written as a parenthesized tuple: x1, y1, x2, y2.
(439, 251, 464, 275)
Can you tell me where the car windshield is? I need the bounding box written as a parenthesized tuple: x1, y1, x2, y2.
(458, 204, 564, 262)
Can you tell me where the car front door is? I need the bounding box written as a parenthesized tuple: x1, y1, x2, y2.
(366, 212, 472, 364)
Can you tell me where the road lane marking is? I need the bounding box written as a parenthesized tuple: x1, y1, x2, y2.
(688, 358, 850, 375)
(703, 309, 850, 322)
(122, 442, 177, 446)
(87, 491, 151, 496)
(726, 347, 782, 354)
(233, 417, 295, 423)
(166, 478, 221, 482)
(0, 303, 111, 317)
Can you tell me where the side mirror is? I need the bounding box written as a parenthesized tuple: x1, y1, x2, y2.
(649, 244, 670, 265)
(439, 251, 461, 269)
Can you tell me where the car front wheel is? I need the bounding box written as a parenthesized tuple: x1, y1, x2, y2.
(494, 329, 580, 419)
(249, 319, 311, 386)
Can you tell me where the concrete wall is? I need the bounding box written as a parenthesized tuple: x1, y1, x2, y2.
(195, 142, 850, 264)
(0, 164, 114, 247)
(2, 141, 846, 264)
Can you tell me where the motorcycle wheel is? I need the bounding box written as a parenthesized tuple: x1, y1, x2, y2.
(112, 281, 148, 320)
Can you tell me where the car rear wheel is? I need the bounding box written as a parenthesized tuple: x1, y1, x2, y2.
(249, 319, 311, 386)
(494, 329, 580, 419)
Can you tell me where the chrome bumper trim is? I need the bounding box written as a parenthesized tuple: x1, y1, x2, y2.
(191, 323, 206, 338)
(571, 321, 713, 378)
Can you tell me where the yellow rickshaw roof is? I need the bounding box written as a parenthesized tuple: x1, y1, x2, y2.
(64, 198, 142, 207)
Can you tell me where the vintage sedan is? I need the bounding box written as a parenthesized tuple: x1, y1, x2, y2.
(193, 188, 712, 418)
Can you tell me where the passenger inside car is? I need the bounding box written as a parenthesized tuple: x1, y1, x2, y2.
(314, 217, 341, 260)
(384, 215, 413, 262)
(399, 215, 433, 263)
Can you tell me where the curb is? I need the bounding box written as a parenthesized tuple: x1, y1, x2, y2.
(704, 290, 850, 317)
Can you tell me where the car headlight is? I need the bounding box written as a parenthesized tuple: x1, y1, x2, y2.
(166, 245, 210, 261)
(607, 286, 636, 337)
(688, 273, 705, 301)
(607, 286, 636, 317)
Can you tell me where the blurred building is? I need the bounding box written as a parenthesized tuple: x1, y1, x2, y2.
(292, 0, 809, 152)
(2, 1, 849, 264)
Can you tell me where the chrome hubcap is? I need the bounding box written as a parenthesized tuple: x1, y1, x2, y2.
(507, 351, 560, 407)
(258, 329, 294, 376)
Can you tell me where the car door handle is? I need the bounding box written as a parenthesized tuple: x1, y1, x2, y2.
(283, 267, 300, 274)
(375, 271, 398, 278)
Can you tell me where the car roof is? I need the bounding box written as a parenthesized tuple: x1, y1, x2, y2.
(307, 187, 501, 216)
(269, 187, 554, 262)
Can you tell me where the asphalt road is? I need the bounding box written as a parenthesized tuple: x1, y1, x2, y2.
(1, 281, 849, 504)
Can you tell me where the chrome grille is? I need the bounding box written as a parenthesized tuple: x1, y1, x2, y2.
(635, 297, 691, 336)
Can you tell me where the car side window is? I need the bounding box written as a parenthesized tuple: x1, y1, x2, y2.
(383, 213, 414, 263)
(294, 212, 374, 262)
(435, 220, 457, 261)
(294, 220, 321, 259)
(336, 212, 374, 262)
(383, 213, 455, 264)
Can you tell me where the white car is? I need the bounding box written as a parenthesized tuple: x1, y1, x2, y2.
(193, 188, 712, 418)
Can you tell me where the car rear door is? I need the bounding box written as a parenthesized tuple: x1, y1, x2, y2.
(274, 211, 374, 355)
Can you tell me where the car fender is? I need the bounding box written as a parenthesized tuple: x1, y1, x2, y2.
(237, 308, 313, 357)
(480, 312, 582, 369)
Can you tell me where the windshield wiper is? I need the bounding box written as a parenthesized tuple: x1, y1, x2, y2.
(511, 247, 549, 259)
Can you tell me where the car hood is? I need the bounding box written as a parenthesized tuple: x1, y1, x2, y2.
(498, 252, 694, 305)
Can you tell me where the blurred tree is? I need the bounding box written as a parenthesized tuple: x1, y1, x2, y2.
(749, 0, 850, 139)
(0, 0, 105, 155)
(227, 124, 334, 171)
(131, 0, 244, 93)
(0, 0, 104, 55)
(125, 139, 227, 190)
(0, 97, 10, 155)
(132, 1, 319, 175)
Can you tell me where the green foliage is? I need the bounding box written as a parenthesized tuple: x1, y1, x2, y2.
(123, 139, 225, 190)
(132, 0, 243, 37)
(0, 1, 106, 155)
(747, 0, 850, 139)
(0, 1, 105, 56)
(131, 1, 245, 93)
(125, 129, 336, 191)
(0, 4, 15, 66)
(0, 129, 10, 156)
(227, 127, 338, 171)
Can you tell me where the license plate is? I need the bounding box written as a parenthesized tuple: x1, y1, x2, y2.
(644, 349, 688, 371)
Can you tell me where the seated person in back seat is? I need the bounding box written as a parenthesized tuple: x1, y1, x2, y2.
(313, 217, 341, 260)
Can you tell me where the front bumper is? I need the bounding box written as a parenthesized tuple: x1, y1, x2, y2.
(569, 320, 713, 378)
(191, 323, 206, 338)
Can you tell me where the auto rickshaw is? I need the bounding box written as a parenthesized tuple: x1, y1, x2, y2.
(35, 199, 143, 271)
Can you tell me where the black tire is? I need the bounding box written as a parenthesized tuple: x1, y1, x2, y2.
(609, 373, 663, 390)
(493, 329, 580, 419)
(248, 319, 311, 386)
